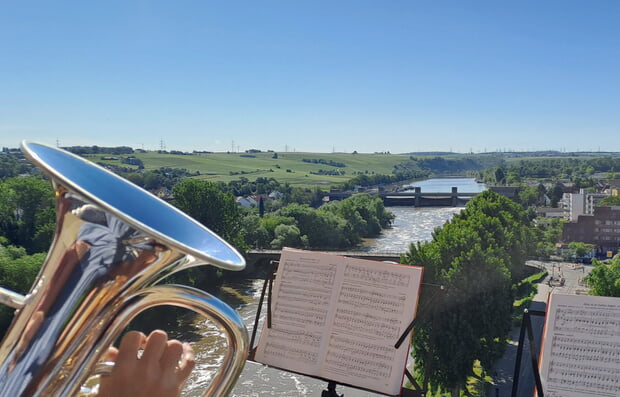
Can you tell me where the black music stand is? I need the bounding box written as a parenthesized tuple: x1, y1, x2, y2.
(511, 308, 546, 397)
(248, 260, 446, 397)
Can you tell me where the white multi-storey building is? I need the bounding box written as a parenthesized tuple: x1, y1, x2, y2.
(561, 189, 609, 221)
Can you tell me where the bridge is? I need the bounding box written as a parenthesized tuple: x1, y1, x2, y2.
(328, 187, 480, 207)
(245, 249, 404, 268)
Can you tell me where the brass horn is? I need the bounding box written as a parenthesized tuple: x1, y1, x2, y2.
(0, 141, 249, 396)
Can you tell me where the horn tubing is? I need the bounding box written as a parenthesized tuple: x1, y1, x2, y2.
(71, 285, 249, 397)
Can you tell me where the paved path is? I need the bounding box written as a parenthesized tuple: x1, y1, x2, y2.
(489, 261, 592, 397)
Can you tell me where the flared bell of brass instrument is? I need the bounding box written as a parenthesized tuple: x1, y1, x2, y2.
(0, 142, 249, 396)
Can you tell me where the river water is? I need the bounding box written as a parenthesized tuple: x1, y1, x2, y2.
(179, 178, 485, 397)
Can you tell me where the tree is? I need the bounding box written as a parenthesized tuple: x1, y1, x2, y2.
(241, 214, 270, 249)
(606, 167, 617, 180)
(257, 197, 264, 218)
(172, 179, 245, 250)
(279, 204, 349, 248)
(548, 183, 565, 207)
(1, 177, 55, 253)
(170, 179, 247, 286)
(451, 190, 535, 281)
(0, 243, 45, 335)
(0, 154, 32, 178)
(494, 166, 506, 185)
(586, 256, 620, 297)
(270, 224, 306, 248)
(322, 193, 394, 243)
(532, 218, 563, 259)
(599, 195, 620, 206)
(517, 186, 540, 207)
(567, 241, 595, 259)
(0, 183, 17, 233)
(402, 190, 532, 395)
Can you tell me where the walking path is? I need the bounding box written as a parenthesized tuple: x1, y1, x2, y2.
(489, 261, 592, 397)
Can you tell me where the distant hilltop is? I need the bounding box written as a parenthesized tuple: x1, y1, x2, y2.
(3, 145, 620, 159)
(403, 150, 620, 158)
(66, 147, 620, 158)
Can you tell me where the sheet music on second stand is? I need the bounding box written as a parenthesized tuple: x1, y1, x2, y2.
(539, 294, 620, 397)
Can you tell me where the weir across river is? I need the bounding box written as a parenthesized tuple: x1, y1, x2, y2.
(245, 249, 404, 267)
(328, 186, 480, 206)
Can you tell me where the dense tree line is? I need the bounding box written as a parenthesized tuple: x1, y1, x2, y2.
(0, 173, 393, 290)
(0, 153, 34, 178)
(240, 192, 394, 250)
(337, 155, 503, 191)
(402, 190, 536, 396)
(64, 145, 134, 155)
(168, 178, 394, 251)
(411, 156, 491, 174)
(302, 158, 346, 167)
(340, 171, 427, 191)
(120, 167, 198, 190)
(478, 158, 620, 186)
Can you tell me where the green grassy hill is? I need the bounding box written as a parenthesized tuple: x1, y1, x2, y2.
(90, 151, 414, 186)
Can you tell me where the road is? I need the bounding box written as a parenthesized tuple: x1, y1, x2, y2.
(489, 261, 592, 397)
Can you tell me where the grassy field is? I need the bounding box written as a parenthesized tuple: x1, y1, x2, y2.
(89, 151, 415, 186)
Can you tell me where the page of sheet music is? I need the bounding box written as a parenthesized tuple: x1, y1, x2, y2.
(539, 294, 620, 397)
(254, 248, 424, 396)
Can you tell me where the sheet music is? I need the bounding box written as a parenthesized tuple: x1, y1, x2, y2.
(254, 248, 424, 396)
(539, 294, 620, 397)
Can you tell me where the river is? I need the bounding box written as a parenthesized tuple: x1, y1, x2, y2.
(179, 178, 485, 396)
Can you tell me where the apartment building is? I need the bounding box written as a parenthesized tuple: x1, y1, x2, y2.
(560, 189, 609, 221)
(562, 206, 620, 256)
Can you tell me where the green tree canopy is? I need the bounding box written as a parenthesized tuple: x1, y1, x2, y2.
(271, 224, 306, 248)
(0, 177, 55, 253)
(279, 204, 349, 248)
(321, 193, 394, 242)
(172, 179, 246, 250)
(402, 190, 533, 394)
(0, 244, 45, 334)
(568, 241, 596, 259)
(586, 256, 620, 297)
(598, 195, 620, 206)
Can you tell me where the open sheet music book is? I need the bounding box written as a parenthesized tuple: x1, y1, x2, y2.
(253, 248, 424, 396)
(539, 294, 620, 397)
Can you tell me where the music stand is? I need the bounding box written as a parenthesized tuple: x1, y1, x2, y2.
(511, 308, 546, 397)
(248, 260, 446, 397)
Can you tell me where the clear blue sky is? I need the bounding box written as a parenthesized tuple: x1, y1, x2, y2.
(1, 1, 618, 154)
